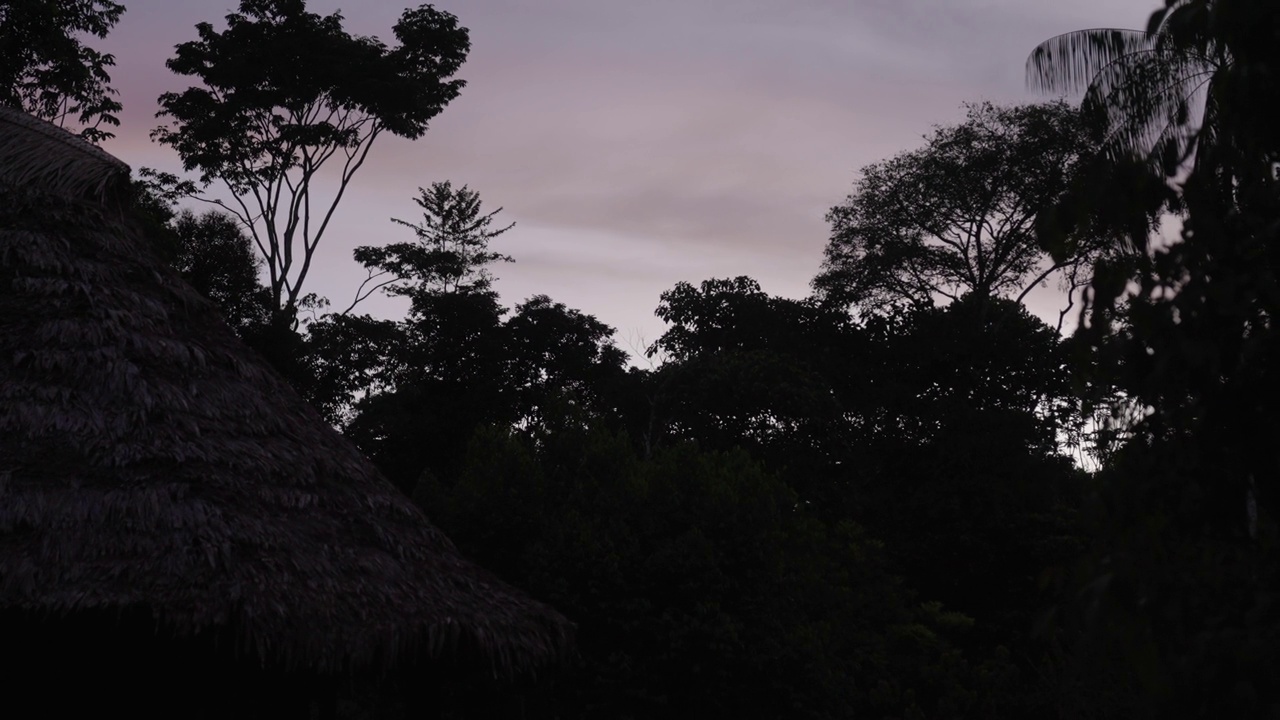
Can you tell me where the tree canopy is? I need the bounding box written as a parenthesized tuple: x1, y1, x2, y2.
(349, 181, 515, 314)
(1027, 1, 1232, 179)
(814, 101, 1109, 318)
(152, 0, 470, 326)
(0, 0, 124, 141)
(170, 209, 272, 335)
(18, 0, 1280, 716)
(1029, 1, 1280, 716)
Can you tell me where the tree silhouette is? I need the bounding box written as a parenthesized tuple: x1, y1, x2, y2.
(0, 0, 124, 142)
(170, 209, 272, 336)
(1033, 2, 1280, 716)
(504, 295, 629, 439)
(1027, 0, 1231, 180)
(419, 427, 990, 720)
(814, 101, 1107, 316)
(348, 181, 514, 314)
(151, 0, 470, 328)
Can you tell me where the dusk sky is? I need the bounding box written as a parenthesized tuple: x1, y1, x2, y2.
(98, 0, 1159, 354)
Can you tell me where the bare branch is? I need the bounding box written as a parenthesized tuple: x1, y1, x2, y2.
(340, 268, 399, 315)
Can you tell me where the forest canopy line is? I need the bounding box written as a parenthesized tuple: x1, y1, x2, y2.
(2, 0, 1277, 718)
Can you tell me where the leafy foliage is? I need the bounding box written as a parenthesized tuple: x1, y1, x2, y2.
(152, 0, 470, 324)
(170, 209, 272, 335)
(342, 290, 508, 491)
(418, 428, 994, 719)
(504, 295, 630, 439)
(814, 102, 1107, 316)
(349, 181, 514, 313)
(1027, 1, 1232, 179)
(1032, 2, 1280, 717)
(643, 279, 1089, 716)
(301, 312, 405, 424)
(0, 0, 124, 142)
(646, 277, 857, 488)
(859, 296, 1075, 450)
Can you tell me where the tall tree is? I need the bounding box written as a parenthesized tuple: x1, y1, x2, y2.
(346, 180, 514, 314)
(0, 0, 124, 142)
(813, 101, 1111, 317)
(1031, 2, 1280, 716)
(339, 182, 514, 490)
(341, 287, 508, 492)
(151, 0, 470, 328)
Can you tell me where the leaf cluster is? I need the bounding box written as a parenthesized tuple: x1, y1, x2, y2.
(170, 209, 273, 334)
(351, 181, 514, 312)
(815, 101, 1102, 313)
(419, 428, 988, 719)
(1029, 2, 1280, 716)
(0, 0, 124, 141)
(153, 1, 469, 191)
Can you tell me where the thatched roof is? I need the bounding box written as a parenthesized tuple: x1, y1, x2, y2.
(0, 105, 130, 202)
(0, 105, 572, 676)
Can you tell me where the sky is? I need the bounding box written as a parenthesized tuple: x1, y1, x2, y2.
(98, 0, 1160, 355)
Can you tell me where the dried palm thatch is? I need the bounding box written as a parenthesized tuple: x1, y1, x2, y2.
(0, 108, 573, 677)
(0, 105, 130, 202)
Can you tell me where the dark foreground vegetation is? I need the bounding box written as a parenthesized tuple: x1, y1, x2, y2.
(3, 0, 1279, 717)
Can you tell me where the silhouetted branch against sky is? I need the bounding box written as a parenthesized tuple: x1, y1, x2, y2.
(150, 1, 469, 327)
(98, 0, 1155, 346)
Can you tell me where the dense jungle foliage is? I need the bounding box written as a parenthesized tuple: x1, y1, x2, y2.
(4, 0, 1278, 717)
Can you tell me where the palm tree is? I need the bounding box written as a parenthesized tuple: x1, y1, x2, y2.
(1027, 1, 1230, 180)
(1025, 5, 1280, 715)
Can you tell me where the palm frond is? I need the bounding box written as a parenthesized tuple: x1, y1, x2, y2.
(1191, 72, 1223, 173)
(1027, 28, 1154, 95)
(1028, 1, 1227, 175)
(1083, 48, 1216, 163)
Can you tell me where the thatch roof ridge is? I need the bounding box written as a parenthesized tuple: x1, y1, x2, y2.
(0, 105, 130, 202)
(0, 110, 572, 676)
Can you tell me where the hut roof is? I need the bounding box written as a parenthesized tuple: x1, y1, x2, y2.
(0, 106, 572, 676)
(0, 107, 130, 202)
